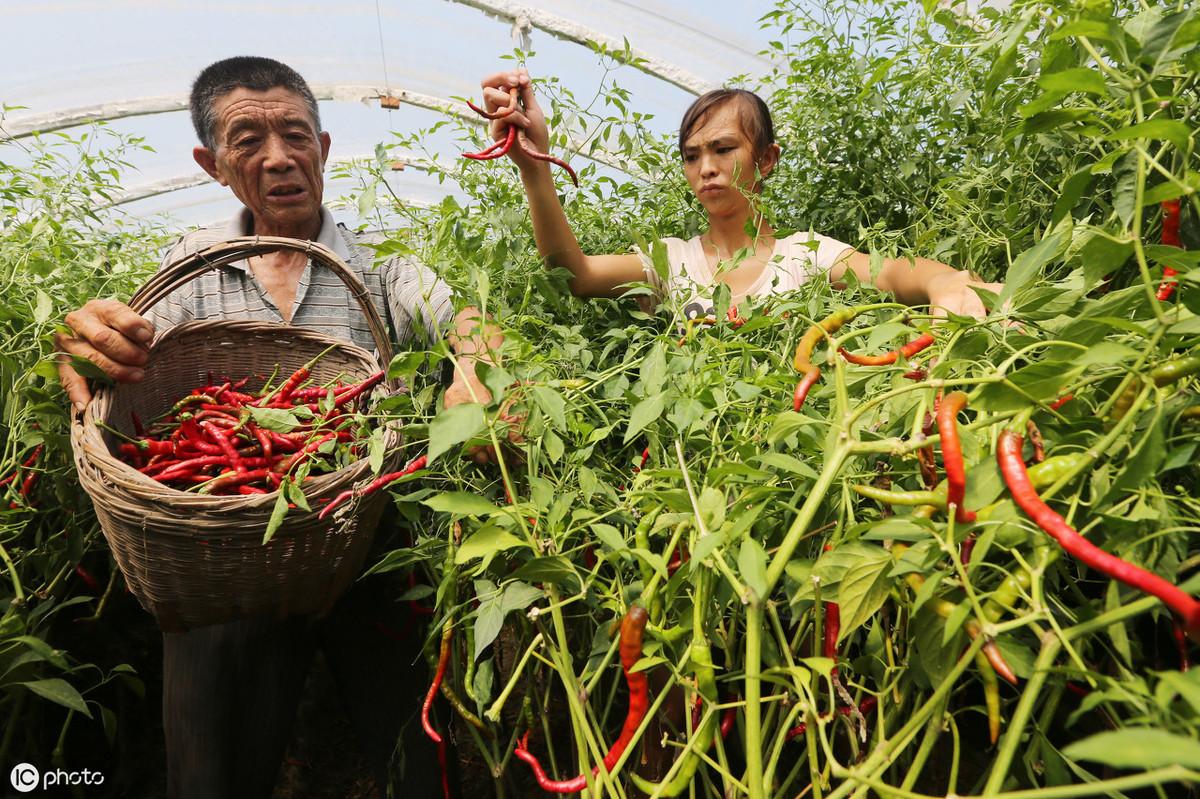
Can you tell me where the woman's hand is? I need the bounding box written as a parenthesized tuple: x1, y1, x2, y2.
(926, 270, 1004, 320)
(478, 68, 549, 170)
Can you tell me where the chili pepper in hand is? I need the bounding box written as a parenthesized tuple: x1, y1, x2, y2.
(839, 332, 935, 366)
(515, 130, 579, 187)
(936, 392, 976, 524)
(467, 86, 519, 120)
(514, 605, 650, 793)
(1157, 199, 1183, 301)
(998, 430, 1200, 638)
(463, 123, 517, 161)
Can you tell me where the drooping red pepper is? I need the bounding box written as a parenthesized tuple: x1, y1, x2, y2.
(998, 430, 1200, 638)
(785, 696, 878, 740)
(1157, 199, 1183, 301)
(936, 392, 976, 524)
(422, 620, 453, 799)
(839, 332, 935, 366)
(514, 605, 649, 792)
(318, 455, 429, 520)
(462, 123, 517, 161)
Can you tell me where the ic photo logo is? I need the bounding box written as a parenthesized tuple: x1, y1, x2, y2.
(9, 763, 38, 793)
(9, 763, 104, 793)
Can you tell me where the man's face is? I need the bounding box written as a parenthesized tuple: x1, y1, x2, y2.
(194, 86, 330, 235)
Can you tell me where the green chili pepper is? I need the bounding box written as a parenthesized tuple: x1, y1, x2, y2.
(853, 482, 947, 508)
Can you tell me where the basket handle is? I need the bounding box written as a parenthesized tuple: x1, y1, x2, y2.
(129, 236, 394, 365)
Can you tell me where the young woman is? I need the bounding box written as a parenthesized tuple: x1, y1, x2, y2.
(476, 69, 1001, 317)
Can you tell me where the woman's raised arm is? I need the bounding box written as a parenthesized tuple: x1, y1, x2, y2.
(479, 70, 645, 298)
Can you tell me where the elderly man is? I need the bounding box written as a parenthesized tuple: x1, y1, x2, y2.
(56, 56, 488, 798)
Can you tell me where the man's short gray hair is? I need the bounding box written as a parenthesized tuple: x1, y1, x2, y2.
(189, 56, 321, 150)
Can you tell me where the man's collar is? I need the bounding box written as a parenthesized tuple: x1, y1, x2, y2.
(223, 207, 351, 269)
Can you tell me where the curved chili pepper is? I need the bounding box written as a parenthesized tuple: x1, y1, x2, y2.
(824, 601, 841, 666)
(332, 370, 386, 408)
(318, 455, 428, 519)
(936, 391, 975, 524)
(852, 482, 947, 508)
(785, 696, 878, 740)
(839, 332, 935, 366)
(1048, 393, 1074, 411)
(975, 648, 1002, 743)
(1, 445, 45, 491)
(515, 130, 579, 187)
(998, 430, 1200, 638)
(1157, 199, 1182, 301)
(467, 86, 519, 120)
(791, 308, 860, 411)
(463, 123, 516, 161)
(514, 605, 649, 792)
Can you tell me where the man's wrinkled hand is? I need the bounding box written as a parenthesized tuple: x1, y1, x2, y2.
(56, 299, 154, 412)
(443, 376, 526, 465)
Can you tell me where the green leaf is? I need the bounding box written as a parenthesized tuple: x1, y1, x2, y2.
(529, 386, 567, 432)
(500, 581, 544, 614)
(422, 491, 498, 517)
(455, 524, 527, 565)
(998, 225, 1067, 309)
(591, 523, 627, 554)
(624, 391, 667, 444)
(427, 402, 485, 464)
(738, 538, 768, 600)
(34, 289, 53, 324)
(1107, 119, 1193, 153)
(248, 406, 301, 433)
(1037, 68, 1108, 97)
(263, 489, 290, 544)
(67, 355, 113, 383)
(836, 553, 893, 642)
(752, 452, 818, 479)
(1064, 729, 1200, 770)
(19, 679, 92, 717)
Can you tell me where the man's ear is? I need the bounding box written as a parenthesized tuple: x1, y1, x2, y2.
(193, 146, 225, 184)
(758, 143, 782, 179)
(319, 131, 331, 166)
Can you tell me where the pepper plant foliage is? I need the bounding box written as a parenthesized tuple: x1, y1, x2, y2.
(0, 119, 168, 768)
(358, 0, 1200, 795)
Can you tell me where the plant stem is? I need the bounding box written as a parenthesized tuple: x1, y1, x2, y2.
(745, 600, 765, 799)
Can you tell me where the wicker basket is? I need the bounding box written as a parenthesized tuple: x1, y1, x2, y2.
(70, 236, 404, 632)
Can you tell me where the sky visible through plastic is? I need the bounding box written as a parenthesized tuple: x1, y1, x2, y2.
(2, 0, 777, 229)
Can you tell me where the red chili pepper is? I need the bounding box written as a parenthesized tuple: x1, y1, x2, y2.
(318, 455, 429, 520)
(785, 696, 878, 740)
(515, 130, 579, 187)
(514, 606, 649, 792)
(332, 370, 386, 408)
(1049, 393, 1074, 411)
(1174, 620, 1191, 672)
(823, 601, 840, 667)
(960, 534, 977, 566)
(1157, 199, 1183, 301)
(839, 332, 935, 366)
(0, 445, 44, 490)
(998, 430, 1200, 637)
(422, 621, 453, 799)
(936, 392, 976, 524)
(466, 86, 519, 120)
(463, 124, 517, 161)
(198, 468, 273, 495)
(74, 564, 102, 594)
(793, 371, 821, 412)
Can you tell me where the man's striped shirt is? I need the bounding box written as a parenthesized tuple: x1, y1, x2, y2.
(145, 206, 454, 355)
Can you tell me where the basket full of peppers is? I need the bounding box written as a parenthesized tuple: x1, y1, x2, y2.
(70, 237, 406, 632)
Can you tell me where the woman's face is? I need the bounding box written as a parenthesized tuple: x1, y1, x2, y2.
(681, 101, 775, 217)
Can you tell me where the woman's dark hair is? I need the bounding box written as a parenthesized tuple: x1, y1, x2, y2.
(678, 89, 775, 161)
(189, 56, 321, 150)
